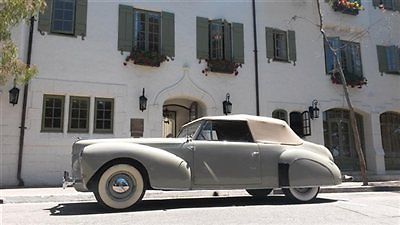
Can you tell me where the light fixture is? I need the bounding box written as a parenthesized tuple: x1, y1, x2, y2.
(9, 85, 20, 106)
(308, 99, 320, 119)
(222, 93, 232, 115)
(139, 88, 147, 112)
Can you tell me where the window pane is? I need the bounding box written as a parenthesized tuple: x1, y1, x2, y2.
(96, 120, 103, 129)
(54, 99, 62, 108)
(54, 108, 62, 117)
(71, 119, 79, 128)
(104, 121, 111, 129)
(53, 119, 61, 128)
(79, 119, 87, 129)
(45, 118, 53, 128)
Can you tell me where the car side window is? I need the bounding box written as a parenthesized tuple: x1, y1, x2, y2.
(197, 120, 254, 142)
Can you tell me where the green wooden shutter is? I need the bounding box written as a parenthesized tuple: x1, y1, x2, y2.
(232, 22, 244, 64)
(161, 11, 175, 58)
(38, 0, 53, 33)
(224, 21, 232, 61)
(75, 0, 87, 37)
(196, 17, 209, 60)
(265, 27, 274, 60)
(288, 30, 296, 64)
(377, 45, 388, 73)
(118, 5, 134, 52)
(393, 46, 400, 73)
(394, 0, 400, 11)
(372, 0, 380, 7)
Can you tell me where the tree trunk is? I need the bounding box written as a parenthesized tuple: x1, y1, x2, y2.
(315, 0, 368, 185)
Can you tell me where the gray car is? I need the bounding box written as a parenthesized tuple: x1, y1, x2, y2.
(64, 114, 342, 210)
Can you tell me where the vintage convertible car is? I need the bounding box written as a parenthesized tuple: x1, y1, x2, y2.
(63, 115, 341, 209)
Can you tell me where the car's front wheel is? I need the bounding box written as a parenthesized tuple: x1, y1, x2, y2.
(246, 189, 272, 197)
(94, 164, 145, 210)
(282, 187, 320, 202)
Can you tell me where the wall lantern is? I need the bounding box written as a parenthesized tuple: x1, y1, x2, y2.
(222, 93, 232, 115)
(9, 86, 20, 106)
(139, 88, 147, 112)
(308, 99, 320, 119)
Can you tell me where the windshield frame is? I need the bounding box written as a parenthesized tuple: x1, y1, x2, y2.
(177, 120, 204, 138)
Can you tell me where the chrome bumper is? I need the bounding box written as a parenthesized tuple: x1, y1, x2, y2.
(63, 171, 75, 189)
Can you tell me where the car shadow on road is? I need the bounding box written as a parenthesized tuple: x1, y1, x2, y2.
(46, 196, 337, 216)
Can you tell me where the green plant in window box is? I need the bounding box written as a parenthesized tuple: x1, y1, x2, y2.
(331, 72, 368, 88)
(200, 59, 242, 76)
(330, 0, 364, 15)
(124, 48, 172, 67)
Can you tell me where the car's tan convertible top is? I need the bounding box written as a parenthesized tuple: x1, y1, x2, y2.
(190, 114, 304, 145)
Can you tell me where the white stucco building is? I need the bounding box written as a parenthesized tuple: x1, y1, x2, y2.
(1, 0, 399, 187)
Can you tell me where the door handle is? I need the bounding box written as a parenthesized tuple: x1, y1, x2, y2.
(187, 146, 194, 151)
(251, 152, 259, 157)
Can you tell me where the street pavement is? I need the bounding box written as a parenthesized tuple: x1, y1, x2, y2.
(1, 180, 400, 204)
(1, 192, 399, 225)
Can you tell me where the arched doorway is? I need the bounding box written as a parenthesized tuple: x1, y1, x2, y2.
(380, 111, 400, 170)
(323, 108, 365, 171)
(162, 98, 206, 137)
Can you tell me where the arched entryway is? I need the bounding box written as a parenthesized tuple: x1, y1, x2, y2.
(162, 98, 206, 137)
(323, 108, 365, 171)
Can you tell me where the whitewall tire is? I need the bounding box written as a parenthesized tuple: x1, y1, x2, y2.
(95, 164, 145, 210)
(282, 187, 320, 202)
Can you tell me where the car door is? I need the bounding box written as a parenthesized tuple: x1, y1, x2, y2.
(192, 120, 261, 186)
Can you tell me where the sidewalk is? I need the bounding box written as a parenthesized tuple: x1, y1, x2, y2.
(1, 181, 399, 204)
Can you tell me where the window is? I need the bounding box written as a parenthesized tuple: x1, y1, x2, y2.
(38, 0, 87, 37)
(325, 38, 364, 83)
(118, 5, 175, 59)
(274, 31, 288, 60)
(272, 109, 288, 123)
(42, 95, 65, 132)
(52, 0, 75, 34)
(134, 10, 161, 53)
(210, 20, 226, 60)
(196, 17, 244, 65)
(377, 45, 400, 75)
(197, 120, 254, 142)
(94, 98, 114, 133)
(380, 112, 400, 170)
(266, 28, 296, 64)
(68, 96, 89, 132)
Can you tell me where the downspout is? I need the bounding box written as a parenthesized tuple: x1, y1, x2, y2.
(252, 0, 260, 116)
(17, 16, 35, 187)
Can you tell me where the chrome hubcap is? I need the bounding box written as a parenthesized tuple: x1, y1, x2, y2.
(112, 177, 130, 194)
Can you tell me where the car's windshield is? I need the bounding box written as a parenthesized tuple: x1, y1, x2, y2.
(177, 121, 202, 138)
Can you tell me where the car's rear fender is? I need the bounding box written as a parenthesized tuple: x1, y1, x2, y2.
(81, 142, 191, 190)
(279, 149, 342, 187)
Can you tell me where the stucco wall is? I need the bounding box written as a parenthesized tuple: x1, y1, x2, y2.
(1, 0, 399, 187)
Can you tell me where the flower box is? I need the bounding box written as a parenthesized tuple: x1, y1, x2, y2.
(125, 48, 168, 67)
(331, 0, 362, 15)
(201, 59, 241, 76)
(331, 72, 367, 88)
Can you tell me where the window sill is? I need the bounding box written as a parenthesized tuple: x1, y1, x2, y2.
(272, 58, 290, 63)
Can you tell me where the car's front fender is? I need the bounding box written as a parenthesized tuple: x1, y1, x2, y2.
(81, 142, 191, 190)
(279, 149, 341, 187)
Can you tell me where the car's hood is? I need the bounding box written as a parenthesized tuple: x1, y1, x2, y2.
(74, 137, 187, 155)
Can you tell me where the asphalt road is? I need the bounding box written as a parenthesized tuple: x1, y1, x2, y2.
(1, 192, 399, 225)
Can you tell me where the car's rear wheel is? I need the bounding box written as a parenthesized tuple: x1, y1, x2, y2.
(282, 187, 320, 202)
(94, 164, 145, 210)
(246, 189, 272, 197)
